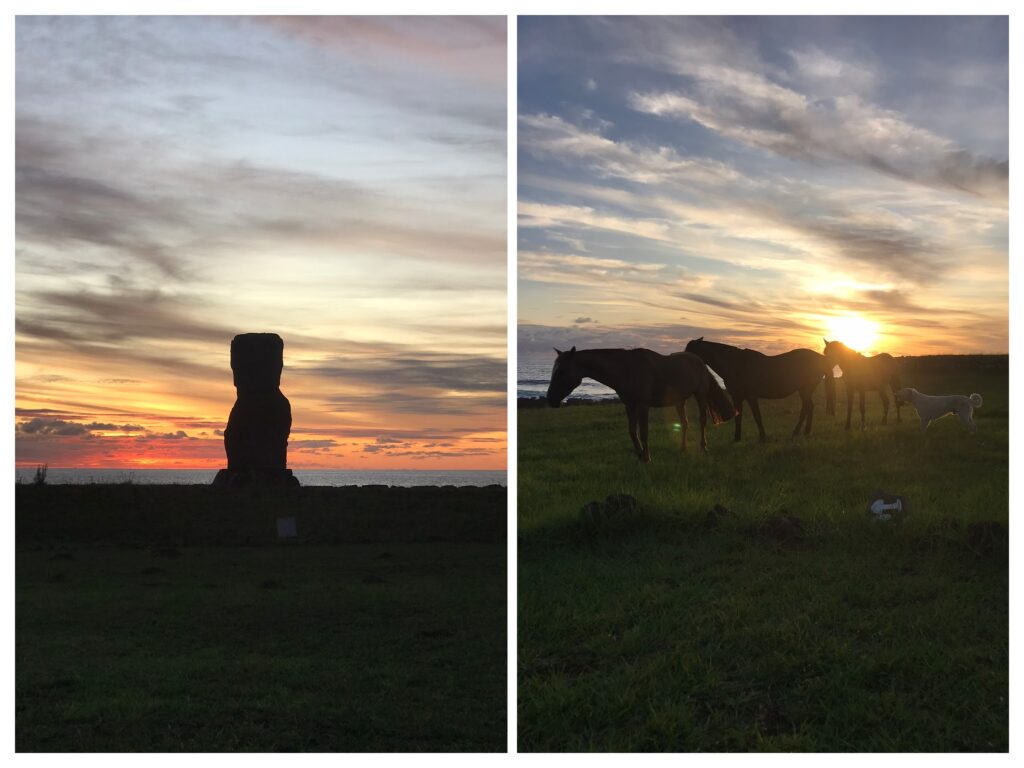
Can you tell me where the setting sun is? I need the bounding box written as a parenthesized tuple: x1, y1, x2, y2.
(826, 314, 879, 353)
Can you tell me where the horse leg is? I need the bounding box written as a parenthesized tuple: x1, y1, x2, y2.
(792, 395, 806, 437)
(845, 382, 853, 430)
(675, 402, 688, 452)
(625, 402, 642, 458)
(695, 391, 709, 453)
(859, 390, 866, 430)
(638, 404, 651, 463)
(803, 391, 814, 435)
(879, 389, 890, 425)
(749, 398, 767, 441)
(732, 393, 744, 442)
(895, 391, 903, 423)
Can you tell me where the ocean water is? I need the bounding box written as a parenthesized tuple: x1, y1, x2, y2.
(518, 360, 617, 401)
(14, 468, 506, 487)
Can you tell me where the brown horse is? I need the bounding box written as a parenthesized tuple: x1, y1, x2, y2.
(546, 347, 735, 462)
(685, 337, 836, 441)
(822, 339, 903, 430)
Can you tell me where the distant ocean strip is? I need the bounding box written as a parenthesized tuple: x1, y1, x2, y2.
(15, 468, 507, 487)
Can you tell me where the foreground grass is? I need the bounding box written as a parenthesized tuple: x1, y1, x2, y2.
(17, 485, 505, 752)
(518, 360, 1007, 751)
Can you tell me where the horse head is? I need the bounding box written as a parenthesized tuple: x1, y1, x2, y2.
(547, 346, 581, 408)
(822, 337, 838, 358)
(684, 336, 708, 362)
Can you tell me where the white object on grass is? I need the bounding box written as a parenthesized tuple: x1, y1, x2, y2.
(870, 498, 902, 521)
(276, 516, 297, 538)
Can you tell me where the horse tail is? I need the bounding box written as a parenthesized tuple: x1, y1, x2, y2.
(970, 393, 983, 408)
(824, 364, 836, 416)
(706, 375, 735, 424)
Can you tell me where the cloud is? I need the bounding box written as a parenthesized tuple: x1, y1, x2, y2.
(288, 439, 338, 455)
(259, 16, 506, 87)
(15, 164, 189, 280)
(84, 422, 145, 432)
(17, 117, 506, 280)
(311, 352, 506, 392)
(520, 113, 741, 187)
(18, 418, 91, 436)
(519, 250, 682, 290)
(522, 164, 955, 286)
(573, 316, 595, 324)
(19, 418, 171, 438)
(20, 284, 232, 346)
(786, 47, 876, 93)
(630, 86, 1007, 201)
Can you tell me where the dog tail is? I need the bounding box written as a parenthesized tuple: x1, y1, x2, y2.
(824, 364, 836, 416)
(970, 393, 983, 408)
(706, 375, 736, 424)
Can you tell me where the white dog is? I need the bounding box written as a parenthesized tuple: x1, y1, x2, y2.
(895, 387, 983, 434)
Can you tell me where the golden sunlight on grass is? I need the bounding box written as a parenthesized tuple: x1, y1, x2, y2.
(826, 313, 880, 353)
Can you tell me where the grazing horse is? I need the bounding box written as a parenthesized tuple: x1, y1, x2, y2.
(822, 339, 903, 430)
(546, 347, 735, 462)
(684, 337, 836, 441)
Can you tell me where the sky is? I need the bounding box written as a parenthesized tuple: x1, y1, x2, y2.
(518, 16, 1008, 362)
(15, 16, 507, 470)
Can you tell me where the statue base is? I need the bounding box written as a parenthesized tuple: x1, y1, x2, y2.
(211, 468, 300, 489)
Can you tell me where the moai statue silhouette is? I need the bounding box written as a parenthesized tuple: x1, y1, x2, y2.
(212, 333, 299, 488)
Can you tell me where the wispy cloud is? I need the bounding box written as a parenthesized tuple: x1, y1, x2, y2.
(631, 88, 1007, 200)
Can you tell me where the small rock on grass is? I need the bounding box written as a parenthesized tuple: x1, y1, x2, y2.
(759, 513, 805, 545)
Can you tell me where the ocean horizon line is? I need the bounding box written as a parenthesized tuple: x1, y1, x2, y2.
(15, 467, 507, 488)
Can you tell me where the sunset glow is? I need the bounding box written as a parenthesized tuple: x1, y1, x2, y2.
(825, 315, 880, 355)
(16, 17, 507, 470)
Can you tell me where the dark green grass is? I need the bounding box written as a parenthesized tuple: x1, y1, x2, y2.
(518, 360, 1007, 752)
(17, 486, 506, 752)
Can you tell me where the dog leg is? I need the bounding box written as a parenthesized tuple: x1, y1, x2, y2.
(959, 407, 977, 434)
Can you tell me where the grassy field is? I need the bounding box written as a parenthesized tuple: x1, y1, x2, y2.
(17, 484, 506, 752)
(518, 358, 1008, 752)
